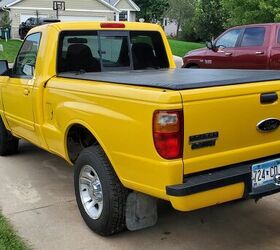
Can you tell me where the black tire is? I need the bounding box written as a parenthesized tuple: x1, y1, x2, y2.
(189, 65, 199, 68)
(0, 118, 19, 156)
(74, 145, 128, 236)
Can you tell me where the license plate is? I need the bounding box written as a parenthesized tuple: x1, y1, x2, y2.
(252, 159, 280, 189)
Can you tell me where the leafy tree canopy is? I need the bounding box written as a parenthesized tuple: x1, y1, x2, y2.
(194, 0, 227, 41)
(134, 0, 169, 22)
(222, 0, 280, 27)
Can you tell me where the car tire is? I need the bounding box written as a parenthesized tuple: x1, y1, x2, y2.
(0, 118, 19, 156)
(74, 145, 128, 236)
(189, 65, 199, 68)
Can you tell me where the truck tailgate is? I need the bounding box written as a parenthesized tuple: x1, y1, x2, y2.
(181, 80, 280, 175)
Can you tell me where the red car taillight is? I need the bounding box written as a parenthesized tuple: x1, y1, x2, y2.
(153, 110, 183, 159)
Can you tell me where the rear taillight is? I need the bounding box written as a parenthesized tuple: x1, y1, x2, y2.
(153, 110, 183, 159)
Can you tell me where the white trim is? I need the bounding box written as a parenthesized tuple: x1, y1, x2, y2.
(128, 0, 140, 11)
(10, 6, 52, 10)
(115, 12, 119, 21)
(127, 10, 130, 21)
(7, 0, 120, 12)
(114, 0, 140, 11)
(9, 6, 115, 13)
(96, 0, 120, 12)
(119, 8, 137, 11)
(6, 0, 21, 7)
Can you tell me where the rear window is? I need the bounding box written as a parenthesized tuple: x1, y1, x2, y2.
(57, 31, 169, 73)
(130, 31, 169, 69)
(240, 27, 266, 47)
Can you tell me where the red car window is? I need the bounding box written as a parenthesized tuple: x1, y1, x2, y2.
(240, 27, 265, 47)
(277, 27, 280, 44)
(215, 29, 241, 48)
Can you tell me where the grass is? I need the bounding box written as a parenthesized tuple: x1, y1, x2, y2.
(168, 39, 204, 57)
(0, 39, 22, 63)
(0, 213, 30, 250)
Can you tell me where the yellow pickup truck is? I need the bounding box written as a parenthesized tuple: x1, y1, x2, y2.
(1, 21, 280, 236)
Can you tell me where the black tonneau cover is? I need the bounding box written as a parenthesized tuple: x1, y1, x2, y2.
(58, 69, 280, 90)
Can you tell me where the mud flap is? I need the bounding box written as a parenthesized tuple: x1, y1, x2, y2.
(125, 192, 158, 231)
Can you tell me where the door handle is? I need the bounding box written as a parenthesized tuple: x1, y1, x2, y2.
(23, 88, 30, 96)
(260, 92, 278, 104)
(256, 51, 264, 55)
(225, 52, 232, 56)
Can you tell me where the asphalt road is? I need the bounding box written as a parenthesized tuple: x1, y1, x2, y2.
(0, 141, 280, 250)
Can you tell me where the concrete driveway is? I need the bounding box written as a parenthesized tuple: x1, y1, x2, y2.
(0, 141, 280, 250)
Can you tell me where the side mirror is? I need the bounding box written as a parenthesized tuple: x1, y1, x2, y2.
(206, 41, 213, 50)
(206, 40, 218, 52)
(0, 60, 9, 75)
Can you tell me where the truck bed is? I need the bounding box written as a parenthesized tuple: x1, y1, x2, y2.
(58, 69, 280, 90)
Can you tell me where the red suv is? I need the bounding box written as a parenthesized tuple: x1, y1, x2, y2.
(183, 23, 280, 69)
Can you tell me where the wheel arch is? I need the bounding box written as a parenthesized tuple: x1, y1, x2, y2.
(0, 113, 11, 131)
(64, 120, 113, 167)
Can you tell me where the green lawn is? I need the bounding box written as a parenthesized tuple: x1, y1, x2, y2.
(168, 39, 204, 57)
(0, 39, 22, 63)
(0, 213, 30, 250)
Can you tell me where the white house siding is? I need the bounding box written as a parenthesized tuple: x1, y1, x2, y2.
(130, 11, 136, 22)
(114, 0, 137, 21)
(8, 0, 116, 38)
(115, 0, 133, 10)
(10, 9, 113, 38)
(11, 0, 110, 10)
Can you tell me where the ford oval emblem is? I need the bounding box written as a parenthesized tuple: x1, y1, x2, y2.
(257, 118, 280, 132)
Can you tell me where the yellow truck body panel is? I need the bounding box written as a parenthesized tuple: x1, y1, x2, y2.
(0, 21, 280, 215)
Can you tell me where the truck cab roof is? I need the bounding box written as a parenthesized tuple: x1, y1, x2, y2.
(30, 21, 163, 33)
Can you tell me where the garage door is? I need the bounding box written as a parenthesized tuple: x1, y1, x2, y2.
(59, 16, 107, 22)
(20, 14, 47, 23)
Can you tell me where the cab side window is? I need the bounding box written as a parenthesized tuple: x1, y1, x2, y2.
(240, 27, 266, 47)
(215, 29, 241, 48)
(13, 33, 41, 77)
(277, 27, 280, 44)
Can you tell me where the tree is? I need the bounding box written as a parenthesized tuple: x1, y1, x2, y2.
(194, 0, 227, 41)
(166, 0, 196, 37)
(222, 0, 280, 27)
(0, 11, 12, 29)
(134, 0, 169, 22)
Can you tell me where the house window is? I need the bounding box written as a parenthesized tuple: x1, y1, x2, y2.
(119, 11, 128, 21)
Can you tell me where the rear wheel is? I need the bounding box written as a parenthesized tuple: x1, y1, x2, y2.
(74, 145, 128, 236)
(0, 118, 19, 156)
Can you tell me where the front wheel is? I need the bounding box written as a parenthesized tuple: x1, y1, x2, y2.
(188, 65, 199, 68)
(74, 145, 128, 236)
